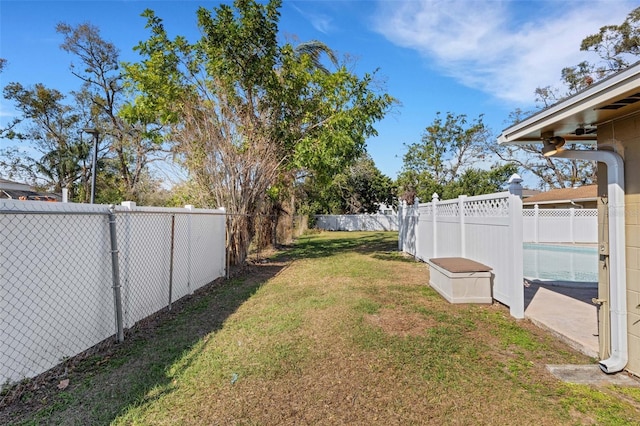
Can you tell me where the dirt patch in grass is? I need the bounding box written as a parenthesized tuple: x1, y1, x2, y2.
(365, 307, 437, 337)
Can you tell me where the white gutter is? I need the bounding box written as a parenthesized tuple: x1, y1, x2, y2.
(552, 149, 627, 374)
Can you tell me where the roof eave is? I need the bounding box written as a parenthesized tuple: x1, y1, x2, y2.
(498, 62, 640, 146)
(523, 197, 597, 205)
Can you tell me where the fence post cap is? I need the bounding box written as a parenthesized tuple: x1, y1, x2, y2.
(508, 174, 524, 198)
(507, 173, 523, 184)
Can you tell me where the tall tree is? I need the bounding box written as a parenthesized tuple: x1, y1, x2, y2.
(397, 112, 497, 201)
(492, 110, 596, 190)
(501, 7, 640, 189)
(441, 164, 518, 200)
(535, 6, 640, 107)
(123, 0, 393, 264)
(0, 58, 21, 140)
(57, 22, 165, 202)
(1, 83, 92, 198)
(304, 154, 396, 214)
(581, 6, 640, 73)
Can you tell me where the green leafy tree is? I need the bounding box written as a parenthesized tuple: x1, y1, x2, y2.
(441, 164, 518, 200)
(1, 83, 92, 199)
(123, 0, 393, 264)
(581, 7, 640, 73)
(57, 22, 166, 202)
(536, 6, 640, 107)
(304, 154, 396, 214)
(397, 112, 498, 201)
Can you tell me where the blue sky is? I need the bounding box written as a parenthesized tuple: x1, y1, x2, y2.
(0, 0, 637, 185)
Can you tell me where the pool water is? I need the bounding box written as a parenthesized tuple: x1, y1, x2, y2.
(523, 243, 598, 283)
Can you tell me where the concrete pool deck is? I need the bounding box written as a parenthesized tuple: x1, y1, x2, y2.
(522, 280, 640, 386)
(524, 280, 599, 358)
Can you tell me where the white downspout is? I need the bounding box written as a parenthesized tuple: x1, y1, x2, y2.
(552, 149, 627, 374)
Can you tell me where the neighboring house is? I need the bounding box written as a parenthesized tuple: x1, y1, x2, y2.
(0, 178, 32, 192)
(521, 188, 541, 201)
(523, 185, 598, 209)
(498, 62, 640, 376)
(0, 178, 60, 201)
(377, 203, 396, 215)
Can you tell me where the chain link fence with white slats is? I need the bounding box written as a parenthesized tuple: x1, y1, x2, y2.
(1, 200, 225, 386)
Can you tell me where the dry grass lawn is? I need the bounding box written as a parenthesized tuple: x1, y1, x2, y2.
(3, 231, 640, 425)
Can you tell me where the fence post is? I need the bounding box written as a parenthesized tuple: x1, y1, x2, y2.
(168, 214, 176, 311)
(508, 195, 524, 319)
(459, 195, 467, 258)
(108, 205, 125, 342)
(398, 201, 405, 251)
(508, 173, 523, 198)
(119, 201, 135, 328)
(432, 193, 439, 258)
(214, 207, 228, 279)
(569, 207, 575, 244)
(534, 204, 539, 243)
(413, 198, 420, 258)
(185, 205, 194, 293)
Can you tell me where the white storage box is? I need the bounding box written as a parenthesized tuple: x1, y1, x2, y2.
(428, 257, 493, 304)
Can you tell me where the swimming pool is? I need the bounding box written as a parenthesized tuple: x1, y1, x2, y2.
(523, 243, 598, 283)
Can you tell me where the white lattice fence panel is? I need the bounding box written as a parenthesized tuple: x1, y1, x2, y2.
(538, 209, 571, 218)
(465, 197, 510, 217)
(437, 202, 459, 217)
(575, 209, 598, 217)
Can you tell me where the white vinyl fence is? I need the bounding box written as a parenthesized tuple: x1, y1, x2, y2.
(523, 206, 597, 243)
(1, 200, 226, 385)
(315, 214, 399, 231)
(398, 192, 524, 318)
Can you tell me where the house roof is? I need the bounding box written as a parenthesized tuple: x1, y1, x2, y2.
(522, 184, 598, 205)
(0, 189, 61, 201)
(0, 178, 33, 191)
(0, 178, 60, 201)
(498, 61, 640, 145)
(522, 189, 541, 198)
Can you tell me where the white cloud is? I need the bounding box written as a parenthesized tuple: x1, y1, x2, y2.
(373, 0, 636, 105)
(290, 3, 335, 34)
